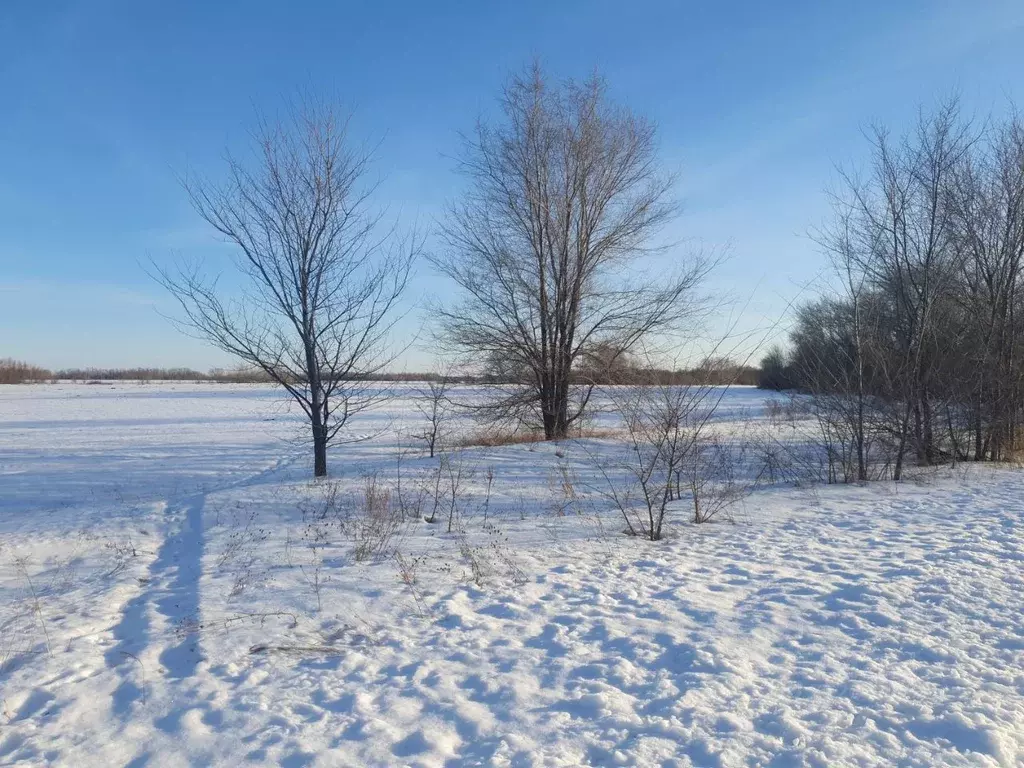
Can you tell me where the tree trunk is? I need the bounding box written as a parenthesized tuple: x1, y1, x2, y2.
(542, 410, 557, 440)
(894, 403, 912, 481)
(312, 422, 328, 477)
(542, 371, 572, 440)
(311, 385, 328, 477)
(912, 398, 925, 464)
(921, 392, 935, 464)
(554, 396, 570, 440)
(974, 400, 984, 461)
(856, 392, 866, 481)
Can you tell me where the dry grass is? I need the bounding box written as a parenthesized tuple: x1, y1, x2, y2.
(455, 429, 547, 448)
(455, 426, 622, 448)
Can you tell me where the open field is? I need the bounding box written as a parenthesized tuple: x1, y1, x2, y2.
(1, 383, 1023, 767)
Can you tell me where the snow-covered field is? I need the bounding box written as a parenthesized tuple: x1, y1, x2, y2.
(1, 382, 1022, 767)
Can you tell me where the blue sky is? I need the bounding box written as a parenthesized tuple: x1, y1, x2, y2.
(2, 1, 1024, 370)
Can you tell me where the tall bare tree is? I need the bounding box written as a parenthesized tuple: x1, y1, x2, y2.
(946, 111, 1024, 460)
(790, 101, 1024, 474)
(814, 101, 971, 475)
(431, 63, 709, 440)
(159, 103, 415, 477)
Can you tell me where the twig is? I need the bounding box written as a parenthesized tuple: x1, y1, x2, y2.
(16, 560, 52, 658)
(120, 651, 147, 705)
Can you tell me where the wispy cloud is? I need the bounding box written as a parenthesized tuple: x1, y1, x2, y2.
(0, 278, 163, 307)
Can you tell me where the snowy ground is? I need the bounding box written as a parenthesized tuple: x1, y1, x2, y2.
(1, 382, 1022, 767)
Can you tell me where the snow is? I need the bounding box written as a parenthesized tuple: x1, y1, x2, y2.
(1, 382, 1023, 766)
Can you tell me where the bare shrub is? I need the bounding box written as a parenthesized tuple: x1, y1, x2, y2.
(592, 379, 722, 540)
(455, 530, 491, 586)
(412, 374, 454, 458)
(413, 450, 474, 529)
(441, 454, 471, 533)
(395, 551, 426, 587)
(450, 521, 526, 588)
(482, 522, 527, 585)
(685, 434, 750, 524)
(422, 457, 446, 526)
(293, 483, 337, 612)
(549, 460, 582, 517)
(350, 473, 403, 562)
(748, 425, 796, 486)
(104, 534, 139, 576)
(392, 447, 426, 522)
(394, 551, 430, 617)
(216, 505, 270, 597)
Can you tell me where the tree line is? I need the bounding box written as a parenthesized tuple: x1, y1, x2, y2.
(760, 100, 1024, 477)
(0, 359, 51, 384)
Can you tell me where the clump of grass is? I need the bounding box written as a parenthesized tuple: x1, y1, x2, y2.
(456, 426, 620, 448)
(455, 429, 546, 448)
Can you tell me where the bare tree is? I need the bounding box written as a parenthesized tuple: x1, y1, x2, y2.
(411, 368, 454, 458)
(158, 102, 415, 476)
(946, 111, 1024, 461)
(800, 101, 971, 478)
(430, 63, 709, 440)
(0, 359, 51, 385)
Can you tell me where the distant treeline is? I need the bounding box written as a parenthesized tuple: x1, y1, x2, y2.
(621, 365, 759, 387)
(50, 368, 471, 383)
(0, 362, 278, 384)
(477, 360, 760, 387)
(2, 359, 759, 387)
(54, 367, 275, 383)
(0, 364, 483, 384)
(0, 358, 52, 384)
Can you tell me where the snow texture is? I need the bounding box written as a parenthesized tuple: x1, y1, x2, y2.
(1, 383, 1022, 766)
